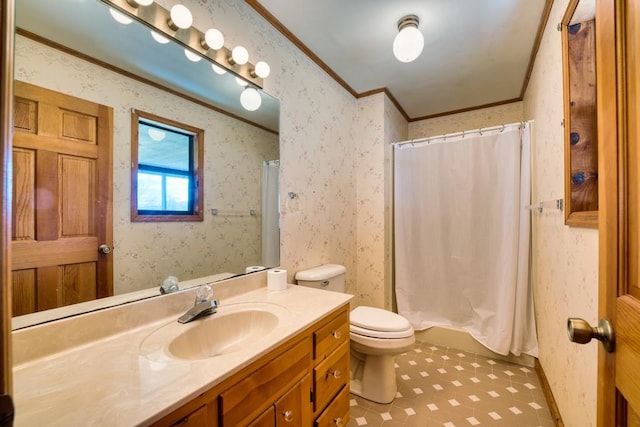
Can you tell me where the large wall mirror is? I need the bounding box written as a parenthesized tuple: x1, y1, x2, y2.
(12, 0, 280, 328)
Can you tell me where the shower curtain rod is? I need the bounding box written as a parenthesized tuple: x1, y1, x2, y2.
(393, 120, 531, 147)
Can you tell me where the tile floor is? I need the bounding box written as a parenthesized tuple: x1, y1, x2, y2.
(347, 341, 555, 427)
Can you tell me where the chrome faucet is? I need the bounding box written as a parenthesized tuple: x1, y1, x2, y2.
(178, 285, 219, 324)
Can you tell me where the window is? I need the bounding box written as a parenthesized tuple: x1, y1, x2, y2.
(131, 110, 203, 222)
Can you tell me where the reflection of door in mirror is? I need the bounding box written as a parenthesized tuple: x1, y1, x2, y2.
(562, 0, 598, 227)
(12, 81, 113, 315)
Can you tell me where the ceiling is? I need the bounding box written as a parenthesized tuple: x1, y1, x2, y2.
(248, 0, 553, 121)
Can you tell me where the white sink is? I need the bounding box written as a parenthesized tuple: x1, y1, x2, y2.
(140, 302, 288, 361)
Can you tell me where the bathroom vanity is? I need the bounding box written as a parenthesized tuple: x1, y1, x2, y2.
(11, 272, 352, 426)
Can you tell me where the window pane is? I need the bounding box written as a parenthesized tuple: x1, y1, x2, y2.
(166, 176, 189, 211)
(138, 121, 191, 171)
(137, 172, 163, 210)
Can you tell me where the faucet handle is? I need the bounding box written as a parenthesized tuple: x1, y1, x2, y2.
(195, 284, 214, 304)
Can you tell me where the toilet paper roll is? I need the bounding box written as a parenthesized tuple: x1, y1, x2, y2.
(245, 265, 266, 273)
(267, 269, 287, 291)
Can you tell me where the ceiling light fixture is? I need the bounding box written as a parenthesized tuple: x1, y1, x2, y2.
(167, 4, 193, 30)
(393, 15, 424, 63)
(240, 87, 262, 111)
(228, 46, 249, 65)
(148, 128, 165, 141)
(201, 28, 224, 50)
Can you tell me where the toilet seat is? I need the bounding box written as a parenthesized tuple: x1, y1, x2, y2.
(350, 306, 414, 339)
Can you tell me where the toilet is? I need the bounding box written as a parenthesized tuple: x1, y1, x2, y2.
(295, 264, 415, 404)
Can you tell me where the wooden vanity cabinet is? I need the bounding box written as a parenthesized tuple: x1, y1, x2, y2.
(312, 306, 350, 426)
(152, 303, 350, 427)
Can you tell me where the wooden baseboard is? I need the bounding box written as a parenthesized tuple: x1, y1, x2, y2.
(535, 359, 564, 426)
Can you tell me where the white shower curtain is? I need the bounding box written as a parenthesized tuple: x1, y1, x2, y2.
(261, 160, 280, 267)
(394, 122, 538, 357)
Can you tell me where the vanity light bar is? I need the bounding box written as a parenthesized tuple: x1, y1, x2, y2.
(100, 0, 265, 88)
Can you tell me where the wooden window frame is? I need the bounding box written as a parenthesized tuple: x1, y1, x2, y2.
(131, 110, 204, 222)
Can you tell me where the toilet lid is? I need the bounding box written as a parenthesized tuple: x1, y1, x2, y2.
(350, 306, 412, 333)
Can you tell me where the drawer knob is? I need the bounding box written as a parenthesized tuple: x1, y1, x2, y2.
(330, 369, 341, 379)
(282, 410, 294, 422)
(334, 417, 343, 426)
(332, 330, 342, 339)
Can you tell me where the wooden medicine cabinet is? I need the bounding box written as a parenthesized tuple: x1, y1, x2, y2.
(561, 0, 598, 228)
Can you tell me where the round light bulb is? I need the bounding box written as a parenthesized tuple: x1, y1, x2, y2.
(211, 63, 227, 75)
(235, 77, 249, 87)
(109, 8, 133, 25)
(393, 25, 424, 63)
(204, 28, 224, 50)
(231, 46, 249, 65)
(240, 87, 261, 111)
(133, 0, 153, 5)
(169, 4, 193, 30)
(184, 49, 201, 62)
(148, 128, 165, 141)
(253, 61, 270, 78)
(150, 30, 170, 44)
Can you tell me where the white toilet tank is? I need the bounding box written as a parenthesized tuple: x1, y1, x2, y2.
(295, 264, 346, 292)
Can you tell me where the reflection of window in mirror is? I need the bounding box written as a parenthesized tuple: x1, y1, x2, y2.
(562, 0, 598, 228)
(131, 110, 204, 222)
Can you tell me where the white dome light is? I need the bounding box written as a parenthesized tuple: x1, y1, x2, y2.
(211, 63, 227, 75)
(148, 128, 165, 141)
(168, 4, 193, 30)
(230, 46, 249, 65)
(240, 87, 261, 111)
(184, 49, 201, 62)
(150, 30, 170, 44)
(253, 61, 271, 78)
(393, 15, 424, 63)
(203, 28, 224, 50)
(109, 8, 133, 25)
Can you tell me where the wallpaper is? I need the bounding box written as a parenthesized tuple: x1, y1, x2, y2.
(158, 0, 362, 293)
(523, 0, 599, 425)
(15, 35, 278, 295)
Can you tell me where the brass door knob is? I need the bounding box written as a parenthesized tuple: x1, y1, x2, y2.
(567, 317, 615, 353)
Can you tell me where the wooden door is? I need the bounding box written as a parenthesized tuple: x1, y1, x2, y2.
(11, 81, 113, 316)
(598, 0, 640, 425)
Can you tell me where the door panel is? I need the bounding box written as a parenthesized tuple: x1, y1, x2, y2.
(11, 81, 113, 315)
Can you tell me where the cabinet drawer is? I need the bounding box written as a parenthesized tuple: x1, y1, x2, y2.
(219, 337, 311, 426)
(315, 386, 349, 427)
(313, 341, 349, 413)
(314, 308, 349, 362)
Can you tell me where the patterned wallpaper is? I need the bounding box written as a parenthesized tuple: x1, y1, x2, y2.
(15, 35, 278, 295)
(162, 0, 362, 292)
(523, 0, 598, 425)
(408, 103, 524, 139)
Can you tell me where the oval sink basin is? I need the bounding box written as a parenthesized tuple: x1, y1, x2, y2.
(140, 302, 288, 361)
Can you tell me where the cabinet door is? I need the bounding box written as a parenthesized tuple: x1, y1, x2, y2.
(275, 374, 311, 426)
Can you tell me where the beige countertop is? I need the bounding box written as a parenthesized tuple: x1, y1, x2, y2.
(12, 280, 352, 426)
